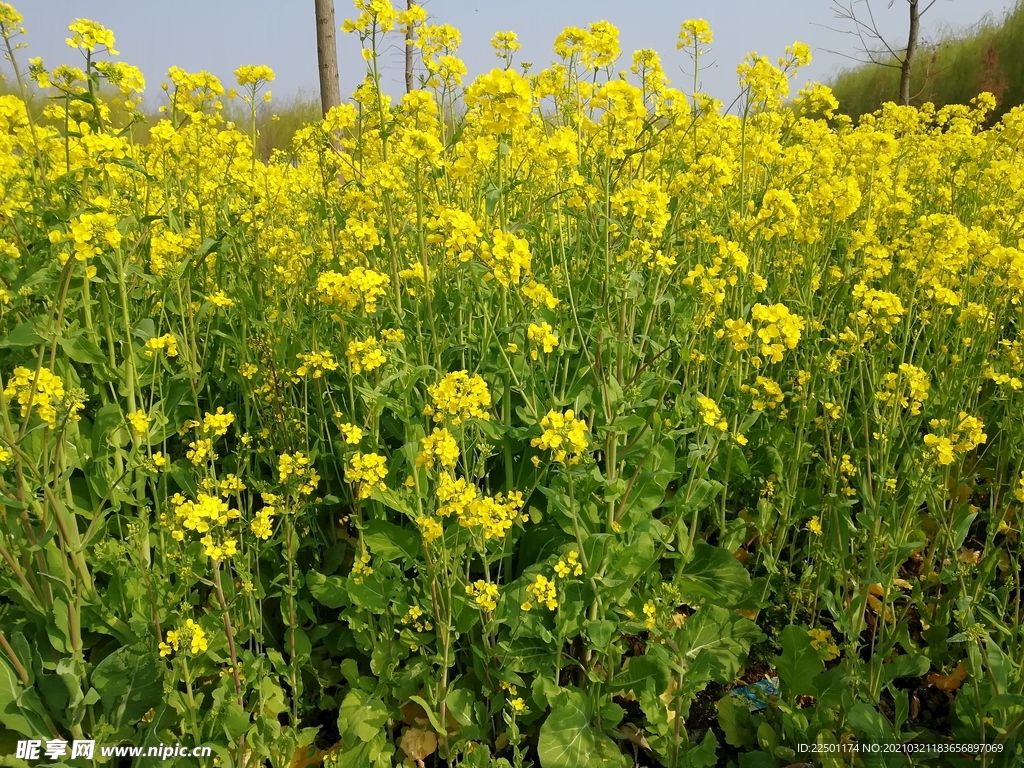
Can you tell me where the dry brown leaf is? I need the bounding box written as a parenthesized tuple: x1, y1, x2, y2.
(928, 661, 967, 692)
(401, 699, 429, 727)
(399, 727, 438, 763)
(958, 548, 981, 565)
(866, 583, 893, 622)
(289, 745, 326, 768)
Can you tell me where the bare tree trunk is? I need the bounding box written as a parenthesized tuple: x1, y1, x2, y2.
(405, 0, 415, 94)
(899, 0, 919, 106)
(315, 0, 342, 116)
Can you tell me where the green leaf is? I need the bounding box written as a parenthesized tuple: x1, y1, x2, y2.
(537, 688, 629, 768)
(610, 654, 670, 699)
(585, 619, 615, 649)
(0, 656, 51, 737)
(847, 701, 894, 743)
(445, 688, 476, 727)
(680, 605, 764, 684)
(347, 572, 387, 613)
(408, 694, 446, 736)
(776, 625, 822, 698)
(676, 542, 751, 607)
(681, 728, 718, 768)
(59, 331, 106, 365)
(306, 571, 349, 609)
(882, 654, 930, 684)
(337, 690, 389, 744)
(671, 479, 722, 517)
(219, 700, 250, 741)
(716, 695, 755, 750)
(335, 731, 394, 768)
(91, 646, 163, 727)
(0, 322, 42, 348)
(362, 519, 422, 564)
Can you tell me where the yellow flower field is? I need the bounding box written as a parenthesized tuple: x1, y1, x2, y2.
(1, 1, 1023, 765)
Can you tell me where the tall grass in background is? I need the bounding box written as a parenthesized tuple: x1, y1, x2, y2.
(831, 0, 1024, 121)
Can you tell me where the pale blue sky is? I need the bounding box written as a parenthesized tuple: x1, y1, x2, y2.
(9, 0, 1016, 108)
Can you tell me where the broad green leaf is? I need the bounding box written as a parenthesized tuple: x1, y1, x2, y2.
(0, 656, 51, 737)
(337, 689, 389, 744)
(347, 572, 386, 613)
(681, 728, 718, 768)
(716, 695, 755, 749)
(776, 625, 822, 698)
(91, 645, 163, 727)
(219, 700, 250, 741)
(680, 605, 764, 684)
(537, 688, 629, 768)
(848, 701, 894, 742)
(882, 654, 929, 684)
(306, 571, 348, 609)
(0, 322, 42, 348)
(610, 654, 670, 699)
(59, 331, 106, 365)
(676, 542, 751, 607)
(362, 519, 422, 564)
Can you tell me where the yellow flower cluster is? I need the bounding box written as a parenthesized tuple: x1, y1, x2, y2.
(531, 409, 588, 463)
(527, 322, 559, 359)
(876, 364, 930, 416)
(426, 207, 481, 264)
(208, 290, 234, 308)
(66, 18, 117, 54)
(924, 413, 987, 466)
(465, 580, 500, 612)
(696, 396, 728, 432)
(643, 600, 657, 630)
(296, 350, 339, 378)
(553, 550, 582, 578)
(3, 367, 73, 428)
(202, 407, 235, 436)
(278, 452, 320, 495)
(317, 267, 389, 314)
(346, 452, 388, 499)
(751, 303, 805, 364)
(521, 281, 559, 309)
(346, 336, 386, 374)
(127, 410, 149, 437)
(415, 515, 443, 544)
(522, 574, 557, 611)
(350, 551, 373, 583)
(167, 492, 240, 560)
(340, 422, 364, 444)
(145, 334, 179, 357)
(678, 18, 713, 48)
(431, 473, 524, 539)
(417, 427, 460, 471)
(465, 70, 533, 135)
(250, 500, 277, 540)
(482, 229, 532, 286)
(159, 619, 208, 658)
(425, 371, 492, 425)
(808, 627, 840, 661)
(64, 211, 121, 262)
(400, 605, 432, 632)
(741, 376, 784, 412)
(851, 284, 905, 336)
